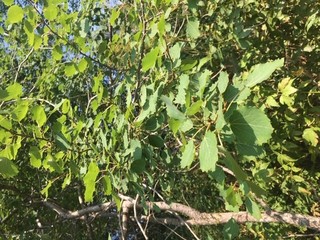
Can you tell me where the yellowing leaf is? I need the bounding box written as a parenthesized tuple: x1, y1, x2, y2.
(7, 5, 24, 24)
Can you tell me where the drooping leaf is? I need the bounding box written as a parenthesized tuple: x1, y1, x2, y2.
(83, 161, 99, 202)
(230, 106, 273, 145)
(7, 5, 24, 24)
(244, 58, 284, 88)
(199, 131, 218, 172)
(180, 140, 195, 168)
(41, 180, 52, 199)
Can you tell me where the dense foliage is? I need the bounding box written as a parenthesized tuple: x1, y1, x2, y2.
(0, 0, 319, 239)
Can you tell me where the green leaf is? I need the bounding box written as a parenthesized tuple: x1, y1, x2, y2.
(79, 18, 90, 37)
(230, 106, 273, 145)
(302, 128, 318, 146)
(102, 175, 112, 195)
(43, 5, 58, 21)
(0, 83, 23, 101)
(83, 161, 99, 202)
(161, 95, 185, 120)
(148, 135, 164, 148)
(142, 47, 160, 72)
(7, 5, 24, 24)
(0, 157, 19, 178)
(29, 146, 42, 168)
(180, 140, 194, 168)
(12, 102, 29, 122)
(52, 45, 63, 61)
(78, 58, 88, 72)
(244, 58, 284, 88)
(169, 42, 183, 61)
(64, 63, 77, 76)
(223, 218, 240, 240)
(186, 100, 203, 116)
(55, 133, 71, 151)
(110, 9, 120, 26)
(31, 105, 47, 127)
(186, 18, 200, 39)
(3, 0, 14, 6)
(41, 180, 52, 199)
(245, 197, 261, 219)
(0, 115, 12, 130)
(199, 131, 218, 172)
(217, 71, 229, 94)
(175, 74, 189, 105)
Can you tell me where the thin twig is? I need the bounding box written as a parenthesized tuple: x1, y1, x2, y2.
(134, 194, 148, 239)
(14, 48, 34, 82)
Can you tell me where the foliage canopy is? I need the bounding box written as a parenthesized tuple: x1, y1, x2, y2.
(0, 0, 319, 239)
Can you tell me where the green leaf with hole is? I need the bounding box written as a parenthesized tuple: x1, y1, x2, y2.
(83, 161, 99, 202)
(142, 47, 160, 72)
(7, 5, 24, 24)
(199, 131, 218, 172)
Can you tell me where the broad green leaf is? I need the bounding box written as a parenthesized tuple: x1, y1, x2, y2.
(64, 63, 77, 76)
(12, 102, 29, 122)
(244, 58, 284, 88)
(223, 218, 240, 240)
(199, 131, 218, 172)
(217, 71, 229, 94)
(302, 128, 318, 146)
(169, 42, 183, 61)
(245, 197, 261, 219)
(180, 140, 194, 168)
(186, 18, 200, 39)
(161, 95, 185, 120)
(7, 5, 24, 24)
(31, 105, 47, 127)
(102, 175, 112, 195)
(0, 115, 12, 129)
(168, 118, 182, 134)
(0, 83, 23, 101)
(44, 5, 58, 21)
(142, 47, 160, 72)
(78, 58, 88, 72)
(197, 69, 212, 98)
(230, 106, 273, 145)
(29, 146, 42, 168)
(52, 45, 63, 61)
(157, 15, 166, 36)
(148, 135, 164, 148)
(0, 157, 19, 178)
(83, 161, 99, 202)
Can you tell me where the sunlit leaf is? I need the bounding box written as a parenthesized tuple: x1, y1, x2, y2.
(0, 157, 19, 178)
(142, 47, 160, 72)
(7, 5, 24, 24)
(31, 105, 47, 127)
(180, 140, 194, 168)
(199, 131, 218, 172)
(186, 18, 200, 39)
(83, 162, 99, 202)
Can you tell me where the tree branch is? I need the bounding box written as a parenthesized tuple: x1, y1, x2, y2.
(42, 198, 320, 231)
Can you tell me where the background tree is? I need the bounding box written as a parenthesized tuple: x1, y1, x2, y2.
(0, 0, 319, 239)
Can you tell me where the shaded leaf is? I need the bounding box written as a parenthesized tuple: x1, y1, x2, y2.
(0, 157, 19, 178)
(245, 197, 261, 219)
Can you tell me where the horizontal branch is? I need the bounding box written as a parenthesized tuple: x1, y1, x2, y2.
(42, 198, 320, 231)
